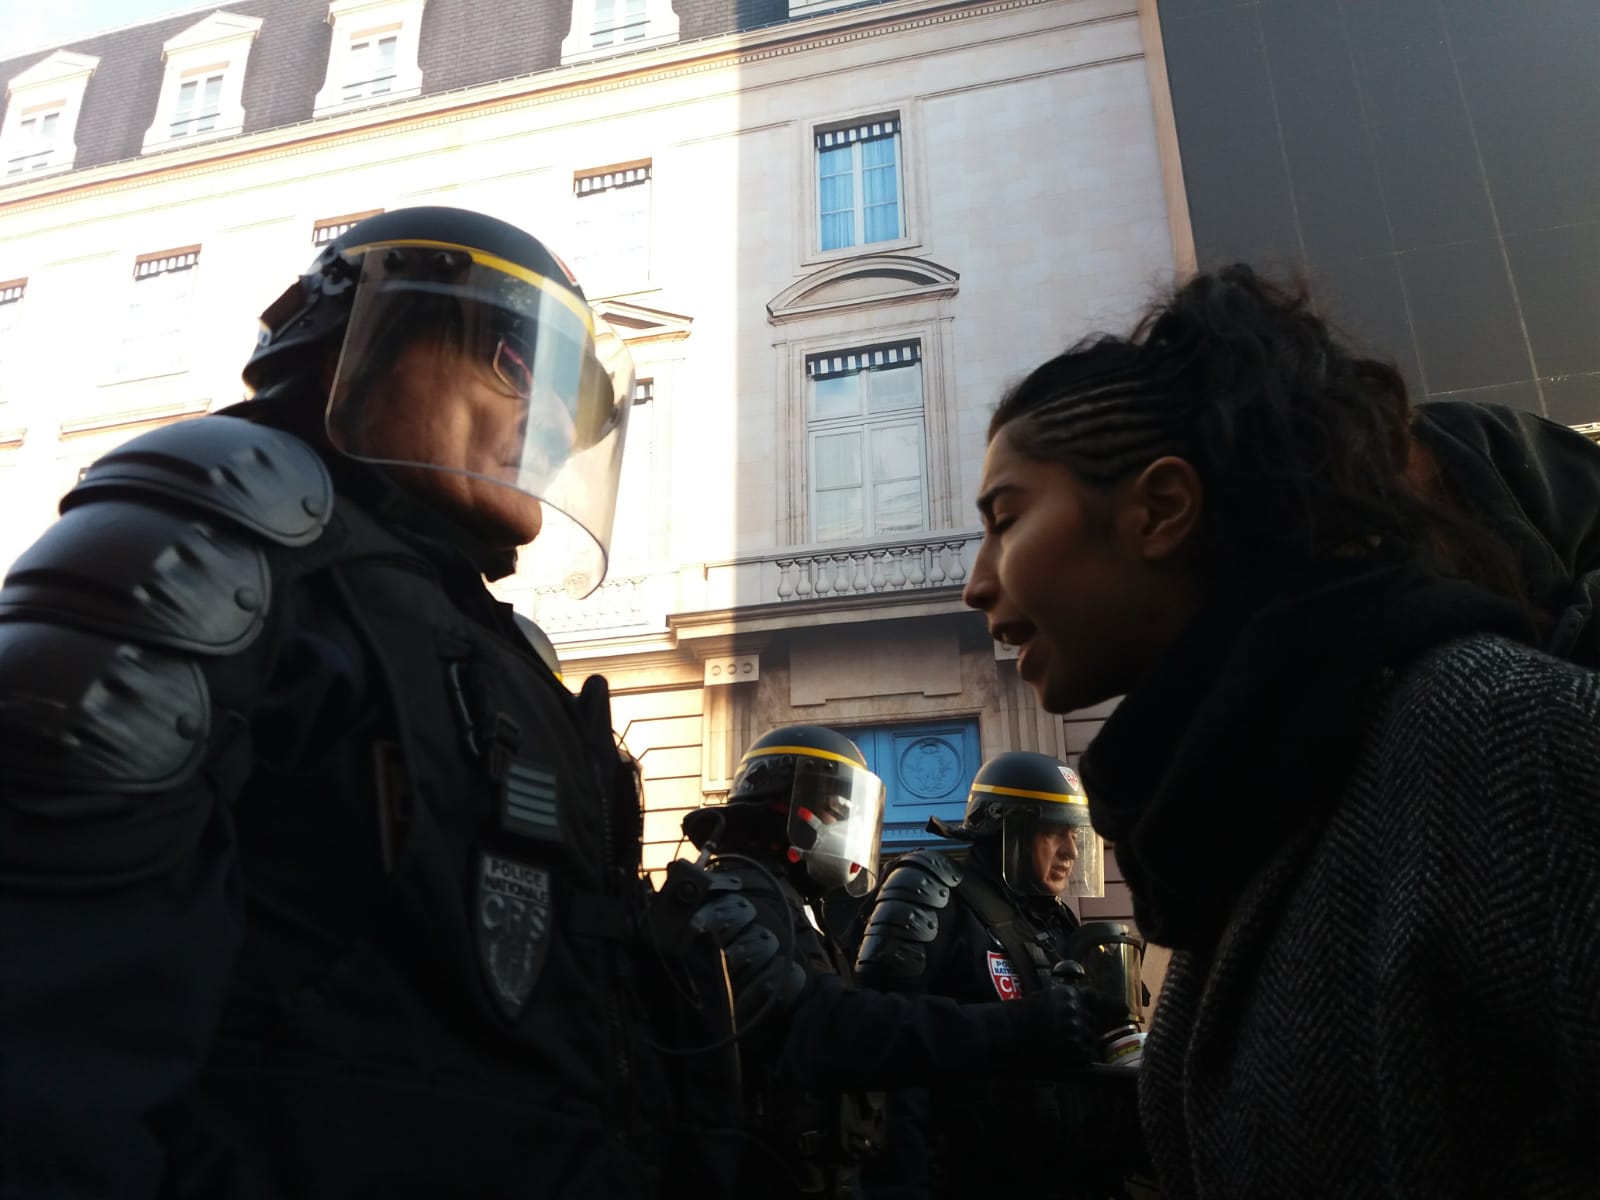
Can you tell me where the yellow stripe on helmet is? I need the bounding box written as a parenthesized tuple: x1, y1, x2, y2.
(972, 781, 1087, 805)
(339, 238, 596, 332)
(740, 744, 864, 770)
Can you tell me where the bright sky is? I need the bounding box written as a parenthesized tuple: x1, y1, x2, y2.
(0, 0, 211, 61)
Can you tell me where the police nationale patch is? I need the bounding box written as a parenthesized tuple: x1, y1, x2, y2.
(476, 853, 552, 1019)
(987, 950, 1022, 1001)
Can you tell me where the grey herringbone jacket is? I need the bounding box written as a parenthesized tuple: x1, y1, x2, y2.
(1141, 635, 1600, 1199)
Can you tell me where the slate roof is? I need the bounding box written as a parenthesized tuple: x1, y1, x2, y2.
(0, 0, 799, 181)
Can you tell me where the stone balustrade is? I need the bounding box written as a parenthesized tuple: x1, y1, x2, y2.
(771, 533, 976, 601)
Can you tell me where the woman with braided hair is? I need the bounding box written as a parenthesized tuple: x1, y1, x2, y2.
(962, 264, 1600, 1199)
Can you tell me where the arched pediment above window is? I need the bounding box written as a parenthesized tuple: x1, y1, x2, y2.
(767, 254, 959, 325)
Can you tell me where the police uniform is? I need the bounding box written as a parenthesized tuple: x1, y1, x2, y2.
(0, 209, 721, 1198)
(681, 730, 1104, 1200)
(853, 753, 1145, 1200)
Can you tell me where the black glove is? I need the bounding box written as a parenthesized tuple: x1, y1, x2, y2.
(1051, 960, 1136, 1037)
(1002, 982, 1097, 1073)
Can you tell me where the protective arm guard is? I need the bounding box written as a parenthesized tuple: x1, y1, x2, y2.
(0, 415, 332, 886)
(688, 872, 808, 1032)
(0, 416, 332, 1198)
(854, 850, 962, 988)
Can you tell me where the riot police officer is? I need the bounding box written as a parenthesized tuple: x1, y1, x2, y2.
(853, 751, 1148, 1199)
(0, 208, 700, 1197)
(681, 728, 1110, 1199)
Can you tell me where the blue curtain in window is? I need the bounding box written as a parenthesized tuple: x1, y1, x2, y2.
(819, 145, 855, 251)
(861, 136, 900, 244)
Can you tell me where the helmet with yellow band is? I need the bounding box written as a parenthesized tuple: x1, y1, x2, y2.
(932, 750, 1104, 898)
(685, 725, 886, 897)
(244, 206, 633, 598)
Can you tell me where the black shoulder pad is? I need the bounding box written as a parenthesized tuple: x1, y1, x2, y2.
(898, 849, 962, 889)
(0, 620, 209, 792)
(64, 415, 332, 546)
(689, 890, 807, 1026)
(0, 501, 271, 654)
(854, 855, 961, 982)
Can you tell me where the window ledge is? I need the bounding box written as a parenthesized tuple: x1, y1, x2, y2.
(96, 368, 192, 391)
(140, 124, 245, 155)
(312, 85, 423, 119)
(1, 160, 75, 185)
(62, 399, 209, 439)
(800, 233, 922, 271)
(560, 31, 681, 67)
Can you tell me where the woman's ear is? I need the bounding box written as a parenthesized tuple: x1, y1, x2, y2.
(1119, 456, 1204, 564)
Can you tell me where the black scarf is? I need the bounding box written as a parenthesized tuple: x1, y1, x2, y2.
(1081, 558, 1532, 951)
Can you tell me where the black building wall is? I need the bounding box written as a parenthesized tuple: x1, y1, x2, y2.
(1157, 0, 1600, 425)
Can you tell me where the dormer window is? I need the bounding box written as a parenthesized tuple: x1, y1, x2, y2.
(561, 0, 678, 64)
(1, 50, 98, 181)
(8, 110, 60, 175)
(172, 74, 224, 138)
(141, 11, 262, 153)
(314, 0, 427, 117)
(593, 0, 646, 47)
(345, 35, 398, 101)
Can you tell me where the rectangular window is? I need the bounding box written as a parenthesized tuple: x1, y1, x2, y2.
(172, 74, 224, 137)
(345, 35, 399, 101)
(117, 248, 200, 380)
(571, 162, 651, 295)
(312, 208, 385, 246)
(0, 279, 24, 408)
(593, 0, 647, 46)
(806, 341, 926, 542)
(7, 110, 61, 174)
(816, 118, 902, 252)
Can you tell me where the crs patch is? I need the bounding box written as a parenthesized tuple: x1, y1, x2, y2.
(476, 853, 552, 1019)
(987, 950, 1022, 1001)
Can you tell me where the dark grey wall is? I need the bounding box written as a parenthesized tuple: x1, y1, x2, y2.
(1158, 0, 1600, 425)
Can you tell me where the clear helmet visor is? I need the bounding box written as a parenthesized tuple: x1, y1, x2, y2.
(1000, 800, 1105, 899)
(325, 240, 634, 597)
(782, 756, 886, 897)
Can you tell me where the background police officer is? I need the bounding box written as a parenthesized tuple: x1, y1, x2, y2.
(682, 729, 1113, 1200)
(0, 207, 700, 1197)
(853, 751, 1148, 1199)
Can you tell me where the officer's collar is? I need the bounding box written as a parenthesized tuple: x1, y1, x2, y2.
(358, 465, 521, 582)
(223, 395, 520, 580)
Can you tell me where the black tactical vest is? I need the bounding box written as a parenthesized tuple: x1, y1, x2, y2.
(175, 498, 674, 1198)
(707, 858, 886, 1200)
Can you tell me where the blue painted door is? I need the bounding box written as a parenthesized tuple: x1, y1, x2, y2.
(845, 719, 981, 853)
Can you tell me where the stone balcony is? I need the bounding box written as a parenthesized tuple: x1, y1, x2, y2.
(502, 528, 983, 639)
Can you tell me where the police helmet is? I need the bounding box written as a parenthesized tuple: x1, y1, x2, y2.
(244, 206, 633, 597)
(684, 725, 886, 897)
(929, 750, 1104, 898)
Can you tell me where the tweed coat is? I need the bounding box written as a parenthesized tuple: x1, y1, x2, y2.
(1139, 635, 1600, 1199)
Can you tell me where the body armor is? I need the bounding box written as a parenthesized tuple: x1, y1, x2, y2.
(698, 857, 886, 1200)
(0, 416, 709, 1198)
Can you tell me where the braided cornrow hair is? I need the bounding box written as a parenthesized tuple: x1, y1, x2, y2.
(990, 265, 1529, 605)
